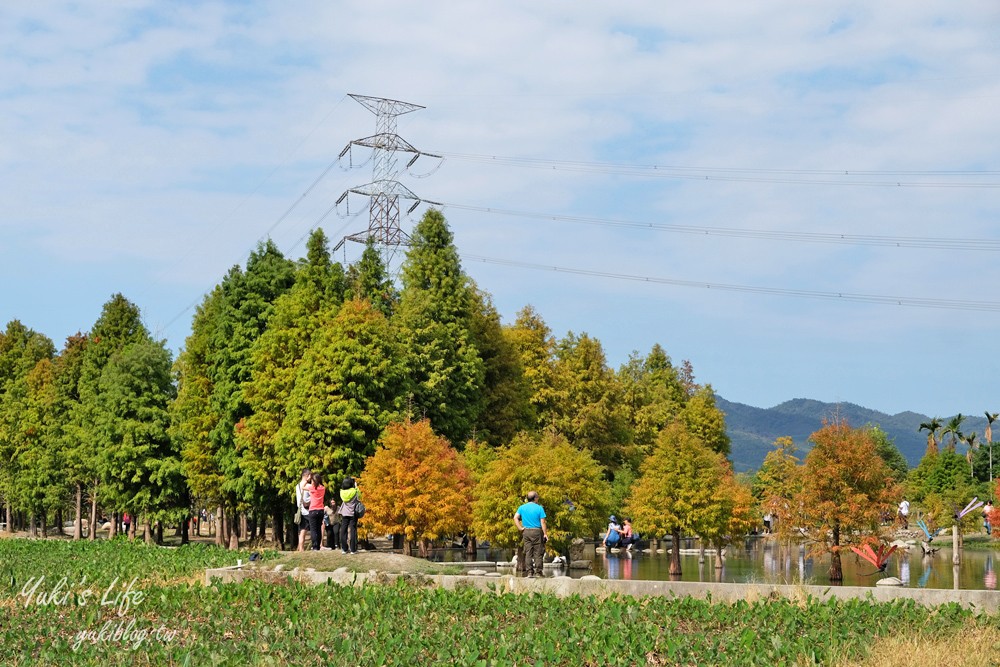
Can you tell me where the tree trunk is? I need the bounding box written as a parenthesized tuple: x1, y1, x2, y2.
(466, 536, 477, 556)
(215, 506, 225, 547)
(29, 513, 37, 538)
(227, 513, 239, 550)
(143, 518, 153, 544)
(829, 525, 843, 582)
(56, 509, 64, 536)
(516, 544, 527, 575)
(716, 545, 724, 569)
(73, 485, 83, 540)
(88, 480, 99, 541)
(108, 512, 117, 539)
(418, 538, 430, 558)
(271, 507, 285, 550)
(128, 519, 136, 540)
(155, 521, 163, 545)
(403, 540, 413, 556)
(240, 514, 248, 543)
(181, 514, 189, 545)
(669, 530, 682, 576)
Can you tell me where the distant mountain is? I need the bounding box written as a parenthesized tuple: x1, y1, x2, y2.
(718, 396, 988, 473)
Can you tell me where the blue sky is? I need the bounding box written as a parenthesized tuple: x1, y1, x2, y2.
(2, 2, 999, 419)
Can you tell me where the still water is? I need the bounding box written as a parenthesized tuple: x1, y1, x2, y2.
(430, 538, 999, 590)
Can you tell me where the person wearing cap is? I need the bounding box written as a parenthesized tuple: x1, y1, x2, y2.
(513, 491, 548, 577)
(603, 515, 622, 550)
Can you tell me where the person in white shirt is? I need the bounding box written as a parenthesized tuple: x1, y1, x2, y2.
(295, 468, 312, 551)
(898, 499, 910, 530)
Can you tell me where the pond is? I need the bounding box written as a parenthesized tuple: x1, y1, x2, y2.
(428, 538, 1000, 590)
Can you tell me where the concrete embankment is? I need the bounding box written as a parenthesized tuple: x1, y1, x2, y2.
(205, 565, 1000, 613)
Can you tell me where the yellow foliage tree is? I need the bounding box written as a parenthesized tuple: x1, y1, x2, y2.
(472, 431, 610, 554)
(625, 420, 727, 575)
(700, 469, 756, 565)
(359, 419, 472, 556)
(752, 436, 803, 539)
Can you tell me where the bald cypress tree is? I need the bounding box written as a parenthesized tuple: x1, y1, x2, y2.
(348, 239, 396, 318)
(238, 229, 345, 541)
(0, 321, 55, 533)
(70, 295, 148, 538)
(397, 210, 485, 444)
(95, 339, 179, 542)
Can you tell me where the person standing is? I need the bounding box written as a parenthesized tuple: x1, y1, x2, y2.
(295, 468, 312, 552)
(513, 491, 548, 577)
(984, 501, 994, 535)
(306, 473, 326, 551)
(898, 499, 910, 530)
(338, 477, 361, 554)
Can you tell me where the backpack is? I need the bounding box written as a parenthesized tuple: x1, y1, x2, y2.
(354, 499, 366, 519)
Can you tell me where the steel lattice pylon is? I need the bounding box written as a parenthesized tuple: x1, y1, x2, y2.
(334, 94, 439, 255)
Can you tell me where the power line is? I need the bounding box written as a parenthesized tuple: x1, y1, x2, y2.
(439, 152, 1000, 188)
(442, 202, 1000, 252)
(462, 254, 1000, 313)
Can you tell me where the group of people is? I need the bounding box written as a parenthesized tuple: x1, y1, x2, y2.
(294, 469, 363, 554)
(602, 515, 637, 551)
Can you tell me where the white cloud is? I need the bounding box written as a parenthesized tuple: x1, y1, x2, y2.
(1, 0, 998, 416)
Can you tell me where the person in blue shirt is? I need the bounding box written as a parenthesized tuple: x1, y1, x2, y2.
(514, 491, 549, 577)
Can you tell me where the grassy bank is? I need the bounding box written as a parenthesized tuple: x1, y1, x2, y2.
(1, 539, 997, 665)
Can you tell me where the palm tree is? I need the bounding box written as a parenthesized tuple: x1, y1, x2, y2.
(963, 431, 978, 475)
(986, 411, 998, 482)
(941, 414, 965, 452)
(918, 417, 943, 456)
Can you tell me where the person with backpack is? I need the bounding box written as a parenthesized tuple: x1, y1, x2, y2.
(338, 477, 362, 554)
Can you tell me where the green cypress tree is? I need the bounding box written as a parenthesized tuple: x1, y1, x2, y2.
(174, 285, 226, 525)
(505, 305, 560, 428)
(95, 339, 179, 540)
(397, 209, 485, 443)
(69, 294, 149, 538)
(238, 229, 346, 532)
(550, 331, 633, 472)
(0, 322, 55, 533)
(468, 287, 533, 445)
(206, 241, 295, 519)
(619, 344, 688, 451)
(348, 239, 397, 317)
(276, 298, 407, 484)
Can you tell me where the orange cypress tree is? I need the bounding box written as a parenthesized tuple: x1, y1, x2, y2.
(359, 419, 472, 556)
(795, 420, 898, 581)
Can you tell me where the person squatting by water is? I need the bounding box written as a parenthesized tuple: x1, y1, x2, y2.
(514, 491, 548, 577)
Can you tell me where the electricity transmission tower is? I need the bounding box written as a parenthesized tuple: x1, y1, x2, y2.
(334, 94, 439, 256)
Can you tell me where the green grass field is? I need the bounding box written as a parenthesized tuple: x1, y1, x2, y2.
(1, 538, 997, 665)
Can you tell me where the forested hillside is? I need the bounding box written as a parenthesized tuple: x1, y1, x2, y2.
(721, 396, 989, 471)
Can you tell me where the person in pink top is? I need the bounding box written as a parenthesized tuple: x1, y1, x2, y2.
(305, 473, 326, 551)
